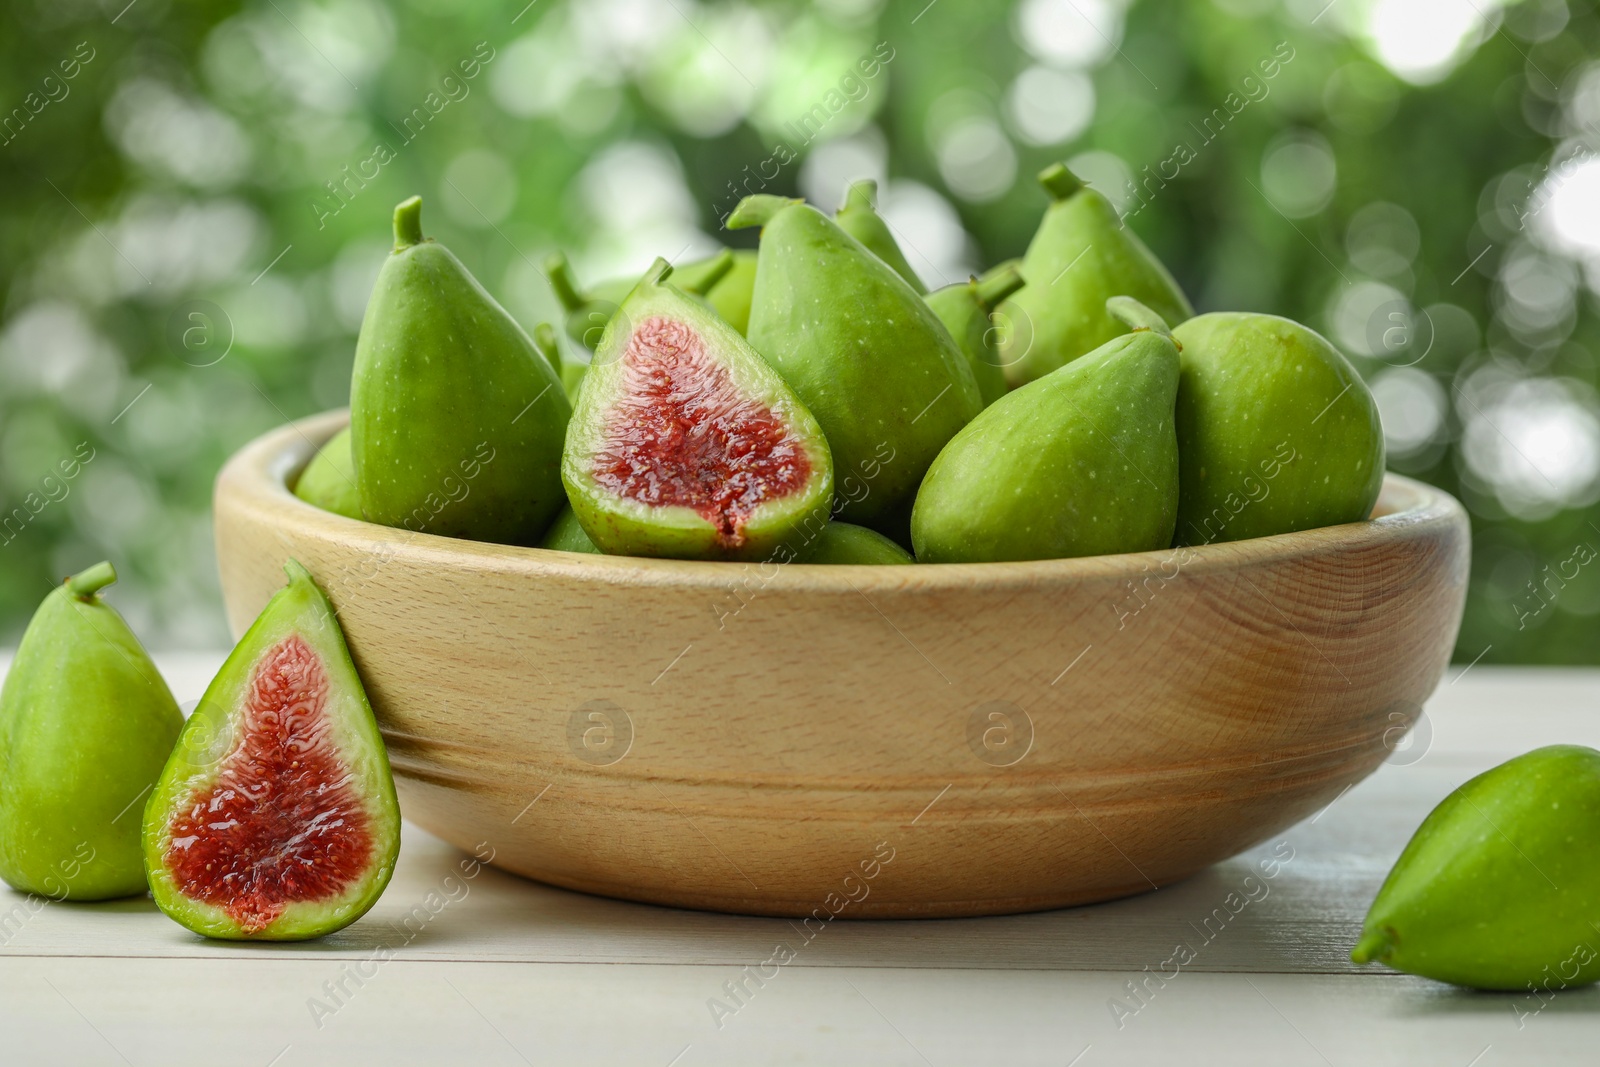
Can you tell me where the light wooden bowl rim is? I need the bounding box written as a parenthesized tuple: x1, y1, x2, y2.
(237, 409, 1461, 587)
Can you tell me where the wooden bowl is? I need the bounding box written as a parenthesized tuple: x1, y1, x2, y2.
(214, 411, 1469, 918)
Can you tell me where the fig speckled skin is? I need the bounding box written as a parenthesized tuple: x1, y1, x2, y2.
(1353, 745, 1600, 991)
(0, 562, 182, 901)
(730, 194, 981, 538)
(351, 197, 570, 546)
(1171, 311, 1384, 546)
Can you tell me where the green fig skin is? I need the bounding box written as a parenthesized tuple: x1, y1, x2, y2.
(1352, 746, 1600, 991)
(926, 266, 1026, 408)
(730, 195, 982, 535)
(801, 523, 915, 565)
(293, 427, 362, 521)
(835, 180, 926, 295)
(912, 304, 1181, 563)
(704, 250, 758, 335)
(352, 197, 570, 547)
(143, 561, 401, 942)
(563, 259, 835, 562)
(540, 505, 601, 554)
(1171, 312, 1384, 546)
(0, 563, 183, 901)
(998, 164, 1192, 386)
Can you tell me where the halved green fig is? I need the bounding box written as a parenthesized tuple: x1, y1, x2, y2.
(0, 563, 182, 900)
(143, 561, 400, 941)
(293, 427, 362, 520)
(563, 259, 834, 561)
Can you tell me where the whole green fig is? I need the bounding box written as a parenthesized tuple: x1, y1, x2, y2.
(912, 298, 1180, 563)
(1352, 745, 1600, 991)
(293, 427, 362, 520)
(1171, 312, 1384, 545)
(704, 249, 758, 335)
(540, 505, 600, 554)
(0, 562, 182, 900)
(835, 180, 925, 294)
(926, 265, 1026, 408)
(351, 197, 570, 546)
(998, 164, 1192, 386)
(802, 523, 914, 565)
(548, 250, 736, 350)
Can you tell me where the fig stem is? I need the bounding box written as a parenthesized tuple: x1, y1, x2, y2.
(393, 196, 424, 251)
(283, 558, 314, 586)
(643, 257, 674, 287)
(1350, 929, 1389, 965)
(1106, 296, 1171, 338)
(679, 249, 734, 295)
(840, 179, 878, 213)
(1038, 163, 1084, 202)
(64, 561, 117, 599)
(545, 253, 587, 314)
(974, 265, 1026, 312)
(726, 194, 801, 231)
(532, 322, 562, 372)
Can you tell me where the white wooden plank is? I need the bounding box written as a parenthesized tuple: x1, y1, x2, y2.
(0, 957, 1589, 1067)
(2, 667, 1596, 975)
(2, 656, 1598, 1063)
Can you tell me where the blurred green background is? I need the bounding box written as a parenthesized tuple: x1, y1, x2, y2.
(1, 0, 1597, 661)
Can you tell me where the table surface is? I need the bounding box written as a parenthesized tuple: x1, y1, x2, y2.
(1, 654, 1596, 1066)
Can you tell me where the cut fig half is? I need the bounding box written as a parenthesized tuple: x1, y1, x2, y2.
(562, 258, 835, 561)
(143, 561, 400, 941)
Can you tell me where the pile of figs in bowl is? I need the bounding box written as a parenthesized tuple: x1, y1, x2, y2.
(215, 167, 1469, 917)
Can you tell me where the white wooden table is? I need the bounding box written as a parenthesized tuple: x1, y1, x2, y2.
(2, 655, 1596, 1066)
